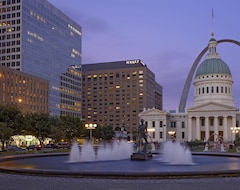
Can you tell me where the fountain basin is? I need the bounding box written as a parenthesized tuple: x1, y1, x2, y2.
(1, 152, 240, 178)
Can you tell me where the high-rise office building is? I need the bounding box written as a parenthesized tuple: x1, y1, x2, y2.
(0, 0, 82, 117)
(82, 59, 162, 135)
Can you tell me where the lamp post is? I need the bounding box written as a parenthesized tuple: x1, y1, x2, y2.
(231, 126, 240, 142)
(85, 123, 97, 140)
(168, 131, 176, 141)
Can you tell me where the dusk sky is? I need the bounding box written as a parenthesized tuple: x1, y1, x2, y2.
(48, 0, 240, 110)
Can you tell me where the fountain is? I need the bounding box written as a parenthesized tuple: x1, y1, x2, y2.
(1, 139, 240, 178)
(67, 140, 134, 163)
(67, 142, 81, 163)
(159, 140, 194, 165)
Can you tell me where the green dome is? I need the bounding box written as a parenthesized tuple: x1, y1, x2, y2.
(195, 58, 231, 77)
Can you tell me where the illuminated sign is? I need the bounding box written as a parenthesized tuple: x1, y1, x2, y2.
(126, 59, 145, 66)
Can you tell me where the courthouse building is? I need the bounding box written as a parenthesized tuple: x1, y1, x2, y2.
(140, 34, 240, 143)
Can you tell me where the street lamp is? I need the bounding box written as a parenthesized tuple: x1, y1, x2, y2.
(231, 127, 240, 141)
(85, 123, 97, 140)
(168, 131, 176, 141)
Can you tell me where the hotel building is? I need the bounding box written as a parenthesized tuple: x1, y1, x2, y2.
(0, 0, 82, 117)
(82, 59, 162, 135)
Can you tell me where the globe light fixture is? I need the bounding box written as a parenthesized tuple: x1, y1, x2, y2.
(85, 123, 97, 140)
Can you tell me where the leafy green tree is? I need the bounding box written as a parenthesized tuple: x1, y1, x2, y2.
(0, 105, 22, 129)
(0, 105, 22, 149)
(94, 125, 115, 141)
(48, 116, 65, 142)
(29, 113, 51, 144)
(60, 115, 83, 142)
(234, 134, 240, 146)
(0, 122, 14, 150)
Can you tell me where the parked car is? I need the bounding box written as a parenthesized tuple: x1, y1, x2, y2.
(27, 144, 42, 151)
(56, 142, 70, 149)
(4, 145, 18, 151)
(44, 143, 58, 149)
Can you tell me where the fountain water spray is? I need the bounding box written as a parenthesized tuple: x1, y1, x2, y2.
(159, 140, 194, 165)
(67, 140, 134, 163)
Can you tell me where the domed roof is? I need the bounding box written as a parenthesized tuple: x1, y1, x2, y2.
(195, 58, 231, 77)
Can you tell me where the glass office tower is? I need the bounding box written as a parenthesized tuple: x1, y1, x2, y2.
(0, 0, 82, 117)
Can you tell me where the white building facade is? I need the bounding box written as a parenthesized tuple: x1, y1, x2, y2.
(139, 34, 240, 143)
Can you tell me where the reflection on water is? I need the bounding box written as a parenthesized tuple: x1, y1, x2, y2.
(0, 161, 36, 169)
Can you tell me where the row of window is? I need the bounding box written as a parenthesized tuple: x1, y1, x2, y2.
(1, 0, 21, 6)
(1, 61, 20, 67)
(83, 71, 144, 81)
(0, 11, 21, 19)
(200, 117, 223, 126)
(197, 85, 231, 95)
(147, 121, 185, 128)
(0, 40, 21, 46)
(151, 131, 185, 139)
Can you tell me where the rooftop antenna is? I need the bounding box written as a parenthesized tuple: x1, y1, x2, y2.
(211, 8, 214, 37)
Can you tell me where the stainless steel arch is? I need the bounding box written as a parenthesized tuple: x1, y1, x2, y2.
(178, 39, 240, 112)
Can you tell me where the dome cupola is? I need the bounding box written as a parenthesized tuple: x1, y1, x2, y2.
(193, 33, 234, 107)
(195, 33, 231, 77)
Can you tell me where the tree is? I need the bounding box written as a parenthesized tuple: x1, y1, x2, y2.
(60, 115, 83, 142)
(29, 113, 51, 144)
(48, 116, 65, 142)
(94, 125, 115, 141)
(0, 105, 23, 149)
(0, 122, 14, 150)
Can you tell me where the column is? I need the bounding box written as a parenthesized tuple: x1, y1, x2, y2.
(155, 120, 160, 141)
(163, 122, 167, 142)
(214, 117, 218, 141)
(196, 117, 200, 140)
(188, 117, 192, 141)
(223, 117, 227, 140)
(232, 116, 236, 141)
(205, 117, 209, 141)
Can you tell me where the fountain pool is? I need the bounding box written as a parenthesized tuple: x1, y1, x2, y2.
(0, 140, 240, 178)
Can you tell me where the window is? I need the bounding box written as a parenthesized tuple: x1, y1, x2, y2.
(159, 121, 163, 127)
(152, 132, 155, 139)
(201, 118, 205, 126)
(210, 118, 214, 126)
(160, 132, 163, 139)
(182, 132, 185, 139)
(171, 121, 176, 128)
(152, 121, 155, 127)
(219, 118, 223, 126)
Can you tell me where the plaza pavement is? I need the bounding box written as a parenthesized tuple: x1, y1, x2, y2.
(0, 173, 240, 190)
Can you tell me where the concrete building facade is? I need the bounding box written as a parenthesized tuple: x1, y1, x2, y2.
(0, 65, 49, 114)
(82, 59, 162, 136)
